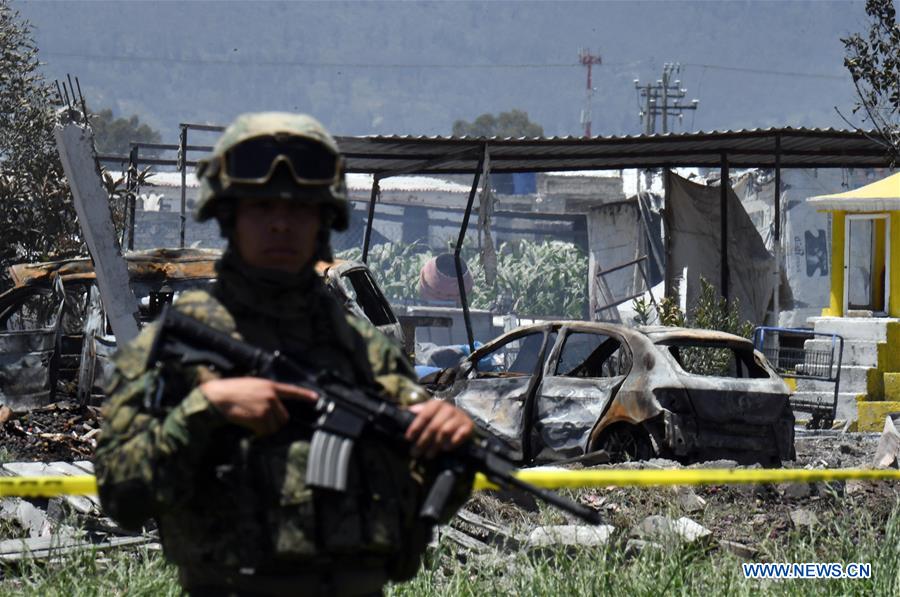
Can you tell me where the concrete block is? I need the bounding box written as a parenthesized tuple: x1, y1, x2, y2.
(867, 368, 885, 400)
(885, 373, 900, 401)
(804, 338, 878, 368)
(527, 525, 615, 548)
(886, 323, 900, 371)
(857, 400, 900, 432)
(810, 317, 899, 342)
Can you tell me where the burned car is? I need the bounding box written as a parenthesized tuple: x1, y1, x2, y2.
(0, 248, 401, 410)
(427, 322, 794, 466)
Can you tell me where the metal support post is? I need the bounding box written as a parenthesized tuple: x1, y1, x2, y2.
(720, 153, 729, 300)
(773, 135, 782, 325)
(362, 176, 381, 263)
(179, 125, 188, 248)
(455, 146, 487, 352)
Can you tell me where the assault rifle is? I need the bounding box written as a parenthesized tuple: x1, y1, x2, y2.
(147, 305, 601, 524)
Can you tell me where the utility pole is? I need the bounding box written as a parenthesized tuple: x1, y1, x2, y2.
(579, 48, 602, 137)
(634, 63, 699, 135)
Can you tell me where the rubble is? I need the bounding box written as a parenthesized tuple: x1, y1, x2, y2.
(873, 415, 900, 468)
(0, 459, 157, 563)
(527, 524, 615, 548)
(717, 539, 757, 559)
(624, 539, 663, 557)
(0, 400, 101, 462)
(789, 508, 820, 528)
(674, 486, 706, 513)
(777, 482, 812, 500)
(631, 515, 712, 544)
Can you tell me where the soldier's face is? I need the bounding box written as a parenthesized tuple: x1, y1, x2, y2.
(233, 198, 322, 272)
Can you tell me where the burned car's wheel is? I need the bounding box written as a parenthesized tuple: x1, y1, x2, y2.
(593, 424, 654, 463)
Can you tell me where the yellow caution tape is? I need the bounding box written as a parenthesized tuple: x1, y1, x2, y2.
(473, 467, 900, 491)
(0, 475, 98, 497)
(2, 468, 900, 498)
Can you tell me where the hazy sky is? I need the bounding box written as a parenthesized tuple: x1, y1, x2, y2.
(16, 0, 871, 141)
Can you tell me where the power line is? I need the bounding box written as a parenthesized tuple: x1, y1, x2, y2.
(39, 50, 849, 80)
(41, 51, 581, 69)
(681, 62, 845, 81)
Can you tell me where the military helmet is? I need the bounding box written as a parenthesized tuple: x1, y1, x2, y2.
(194, 112, 349, 230)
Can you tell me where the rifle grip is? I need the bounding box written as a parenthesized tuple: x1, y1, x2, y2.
(419, 469, 456, 523)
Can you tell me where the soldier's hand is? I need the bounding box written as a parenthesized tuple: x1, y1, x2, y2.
(405, 400, 475, 459)
(200, 377, 318, 436)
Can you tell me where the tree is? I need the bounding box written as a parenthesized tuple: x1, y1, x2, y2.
(452, 109, 544, 138)
(91, 108, 162, 155)
(841, 0, 900, 161)
(0, 0, 82, 278)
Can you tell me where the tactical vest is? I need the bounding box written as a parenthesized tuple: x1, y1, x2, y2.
(143, 289, 431, 581)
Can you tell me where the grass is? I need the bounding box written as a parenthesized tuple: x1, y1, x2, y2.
(0, 504, 896, 596)
(387, 496, 900, 597)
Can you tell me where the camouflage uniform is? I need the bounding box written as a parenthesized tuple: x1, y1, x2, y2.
(95, 113, 468, 596)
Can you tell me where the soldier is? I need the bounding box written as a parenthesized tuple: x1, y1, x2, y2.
(95, 112, 475, 596)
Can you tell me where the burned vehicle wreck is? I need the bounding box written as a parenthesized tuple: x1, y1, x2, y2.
(427, 322, 795, 466)
(0, 248, 401, 410)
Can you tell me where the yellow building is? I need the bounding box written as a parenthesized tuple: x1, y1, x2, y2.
(808, 172, 900, 430)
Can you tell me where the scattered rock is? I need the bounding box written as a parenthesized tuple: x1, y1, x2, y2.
(631, 515, 711, 544)
(845, 480, 867, 496)
(778, 482, 812, 500)
(671, 517, 712, 543)
(789, 508, 819, 528)
(750, 514, 769, 526)
(718, 539, 757, 559)
(527, 525, 615, 548)
(624, 539, 663, 557)
(691, 459, 740, 469)
(873, 416, 900, 469)
(674, 487, 707, 513)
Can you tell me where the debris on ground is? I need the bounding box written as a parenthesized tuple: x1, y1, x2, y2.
(0, 400, 101, 462)
(430, 431, 898, 567)
(873, 415, 900, 468)
(0, 460, 157, 563)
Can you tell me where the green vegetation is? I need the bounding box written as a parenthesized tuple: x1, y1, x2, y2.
(841, 0, 900, 162)
(91, 108, 162, 156)
(0, 1, 81, 274)
(2, 502, 897, 596)
(451, 110, 544, 138)
(390, 510, 900, 596)
(338, 239, 587, 319)
(640, 277, 754, 375)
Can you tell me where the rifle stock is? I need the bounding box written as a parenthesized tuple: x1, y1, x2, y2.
(148, 305, 601, 525)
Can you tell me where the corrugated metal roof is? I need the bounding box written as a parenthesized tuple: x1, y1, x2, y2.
(335, 127, 894, 174)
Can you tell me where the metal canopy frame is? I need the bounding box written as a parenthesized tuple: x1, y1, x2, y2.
(105, 126, 894, 352)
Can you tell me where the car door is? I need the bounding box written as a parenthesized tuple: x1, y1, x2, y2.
(447, 328, 556, 460)
(531, 328, 632, 462)
(0, 276, 66, 410)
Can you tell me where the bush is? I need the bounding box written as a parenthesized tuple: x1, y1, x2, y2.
(338, 239, 588, 319)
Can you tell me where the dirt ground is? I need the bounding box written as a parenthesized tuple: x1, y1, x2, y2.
(460, 430, 899, 557)
(2, 399, 897, 554)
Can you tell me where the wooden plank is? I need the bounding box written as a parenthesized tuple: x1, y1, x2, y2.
(436, 526, 491, 553)
(0, 535, 152, 562)
(454, 509, 522, 551)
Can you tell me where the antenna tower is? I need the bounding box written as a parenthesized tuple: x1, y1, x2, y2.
(579, 48, 602, 137)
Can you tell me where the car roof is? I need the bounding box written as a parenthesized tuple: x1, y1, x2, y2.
(481, 321, 753, 351)
(638, 325, 754, 346)
(7, 248, 348, 288)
